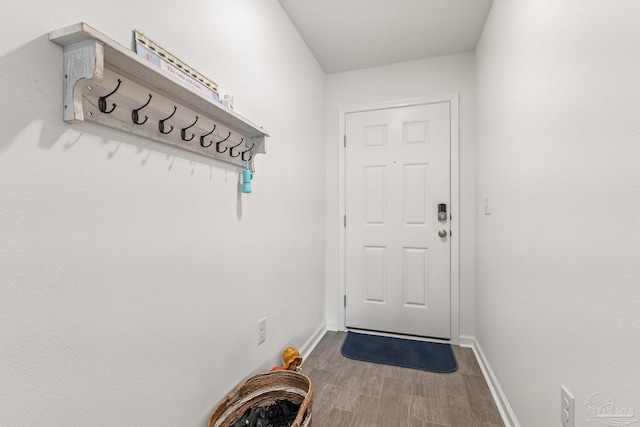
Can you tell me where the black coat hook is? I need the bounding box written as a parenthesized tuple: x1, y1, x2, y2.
(241, 142, 255, 161)
(199, 125, 217, 148)
(229, 138, 245, 158)
(159, 106, 177, 134)
(98, 79, 122, 114)
(181, 116, 199, 141)
(131, 94, 152, 125)
(216, 132, 232, 153)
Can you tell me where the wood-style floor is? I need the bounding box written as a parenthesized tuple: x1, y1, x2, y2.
(301, 331, 504, 427)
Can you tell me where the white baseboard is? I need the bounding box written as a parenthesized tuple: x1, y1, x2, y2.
(326, 321, 340, 332)
(458, 334, 476, 348)
(299, 322, 327, 361)
(466, 337, 521, 427)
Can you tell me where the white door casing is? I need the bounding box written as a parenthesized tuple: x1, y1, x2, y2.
(337, 94, 460, 342)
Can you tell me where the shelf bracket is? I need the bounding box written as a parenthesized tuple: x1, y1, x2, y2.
(62, 39, 104, 123)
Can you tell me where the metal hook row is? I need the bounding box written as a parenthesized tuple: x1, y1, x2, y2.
(97, 79, 254, 161)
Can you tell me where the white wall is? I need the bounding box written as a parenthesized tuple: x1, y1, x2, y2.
(324, 54, 477, 339)
(475, 1, 640, 425)
(0, 1, 325, 425)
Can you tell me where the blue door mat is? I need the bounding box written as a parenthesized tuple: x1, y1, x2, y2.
(341, 331, 458, 373)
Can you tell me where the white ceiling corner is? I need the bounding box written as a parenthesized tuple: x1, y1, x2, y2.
(278, 0, 493, 74)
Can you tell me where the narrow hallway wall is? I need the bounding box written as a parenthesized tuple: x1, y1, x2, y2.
(475, 1, 640, 425)
(0, 1, 326, 425)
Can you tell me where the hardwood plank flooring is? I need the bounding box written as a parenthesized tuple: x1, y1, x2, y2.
(301, 331, 503, 427)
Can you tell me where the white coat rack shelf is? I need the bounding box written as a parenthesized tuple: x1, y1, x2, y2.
(49, 23, 269, 170)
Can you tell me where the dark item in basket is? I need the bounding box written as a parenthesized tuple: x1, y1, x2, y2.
(230, 399, 301, 427)
(208, 370, 312, 427)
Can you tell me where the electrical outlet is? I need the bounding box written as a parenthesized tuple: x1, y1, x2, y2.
(561, 385, 575, 427)
(258, 318, 266, 345)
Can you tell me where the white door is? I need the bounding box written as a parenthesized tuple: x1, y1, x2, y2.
(345, 102, 451, 339)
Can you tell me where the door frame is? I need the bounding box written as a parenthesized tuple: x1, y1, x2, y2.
(337, 93, 460, 344)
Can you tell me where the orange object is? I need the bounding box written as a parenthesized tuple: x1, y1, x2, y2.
(270, 346, 303, 371)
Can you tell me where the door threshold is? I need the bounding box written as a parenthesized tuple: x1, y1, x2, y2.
(346, 327, 453, 345)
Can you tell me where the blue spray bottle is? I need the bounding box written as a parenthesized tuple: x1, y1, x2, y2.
(241, 161, 252, 193)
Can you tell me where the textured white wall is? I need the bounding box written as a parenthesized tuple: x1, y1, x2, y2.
(475, 1, 640, 425)
(324, 54, 477, 338)
(0, 1, 325, 425)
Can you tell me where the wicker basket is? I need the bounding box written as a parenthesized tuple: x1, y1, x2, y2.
(208, 370, 312, 427)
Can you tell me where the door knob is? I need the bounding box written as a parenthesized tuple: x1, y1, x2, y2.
(438, 229, 447, 238)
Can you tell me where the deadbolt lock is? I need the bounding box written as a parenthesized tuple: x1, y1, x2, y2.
(438, 203, 447, 221)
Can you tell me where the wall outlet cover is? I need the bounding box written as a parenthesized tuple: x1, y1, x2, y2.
(561, 385, 575, 427)
(258, 318, 267, 345)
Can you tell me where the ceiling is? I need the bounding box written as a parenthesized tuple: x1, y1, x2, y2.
(277, 0, 493, 74)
